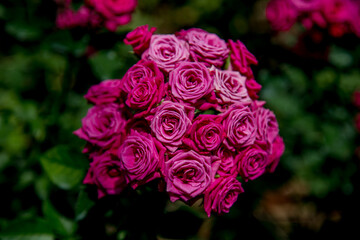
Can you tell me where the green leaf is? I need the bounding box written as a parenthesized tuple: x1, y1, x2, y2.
(329, 45, 353, 68)
(43, 201, 77, 237)
(40, 145, 88, 190)
(75, 188, 96, 221)
(5, 22, 42, 41)
(0, 218, 55, 240)
(89, 50, 123, 80)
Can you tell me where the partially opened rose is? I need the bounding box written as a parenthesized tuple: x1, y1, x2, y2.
(124, 25, 157, 55)
(142, 34, 190, 73)
(148, 101, 194, 152)
(223, 104, 257, 151)
(84, 79, 122, 105)
(169, 62, 215, 110)
(74, 103, 127, 149)
(164, 150, 213, 202)
(75, 26, 284, 217)
(83, 152, 126, 198)
(204, 177, 244, 216)
(118, 130, 165, 189)
(176, 28, 229, 68)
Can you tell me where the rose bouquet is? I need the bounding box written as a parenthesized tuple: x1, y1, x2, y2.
(74, 25, 285, 216)
(266, 0, 360, 38)
(55, 0, 137, 31)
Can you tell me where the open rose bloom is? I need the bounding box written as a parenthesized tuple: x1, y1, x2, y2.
(74, 26, 285, 217)
(266, 0, 360, 38)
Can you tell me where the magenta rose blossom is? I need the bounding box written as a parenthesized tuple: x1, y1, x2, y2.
(321, 0, 352, 23)
(228, 40, 258, 78)
(176, 28, 229, 68)
(266, 0, 299, 31)
(148, 101, 194, 152)
(87, 0, 137, 31)
(255, 106, 279, 147)
(121, 60, 163, 93)
(124, 25, 157, 56)
(288, 0, 322, 11)
(118, 130, 165, 189)
(236, 144, 269, 181)
(216, 146, 238, 177)
(56, 6, 91, 29)
(267, 136, 285, 173)
(142, 34, 190, 73)
(169, 62, 215, 110)
(204, 177, 244, 216)
(83, 153, 126, 198)
(183, 115, 225, 154)
(245, 78, 262, 100)
(84, 79, 122, 105)
(121, 60, 165, 117)
(164, 150, 213, 202)
(211, 66, 251, 110)
(73, 103, 127, 149)
(222, 104, 257, 151)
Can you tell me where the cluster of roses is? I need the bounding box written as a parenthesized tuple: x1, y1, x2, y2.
(266, 0, 360, 38)
(74, 25, 285, 216)
(55, 0, 137, 31)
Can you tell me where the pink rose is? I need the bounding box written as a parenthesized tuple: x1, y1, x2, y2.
(183, 115, 225, 154)
(121, 60, 165, 117)
(267, 136, 285, 173)
(204, 177, 244, 216)
(255, 106, 279, 147)
(142, 34, 190, 73)
(84, 79, 122, 105)
(176, 28, 229, 68)
(288, 0, 322, 11)
(321, 0, 352, 23)
(245, 78, 262, 100)
(83, 153, 126, 198)
(228, 40, 258, 78)
(86, 0, 137, 31)
(124, 25, 157, 56)
(148, 101, 194, 152)
(222, 104, 257, 151)
(349, 6, 360, 37)
(56, 7, 90, 29)
(169, 62, 215, 109)
(236, 144, 269, 181)
(73, 103, 127, 149)
(216, 146, 237, 177)
(266, 0, 299, 31)
(211, 66, 251, 110)
(164, 150, 213, 202)
(118, 130, 165, 189)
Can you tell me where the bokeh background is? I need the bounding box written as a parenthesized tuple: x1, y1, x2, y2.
(1, 0, 360, 239)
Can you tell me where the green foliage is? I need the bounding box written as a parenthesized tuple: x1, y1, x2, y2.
(40, 146, 88, 190)
(0, 219, 55, 240)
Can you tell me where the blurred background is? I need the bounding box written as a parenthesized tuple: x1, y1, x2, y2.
(0, 0, 359, 239)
